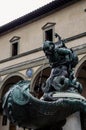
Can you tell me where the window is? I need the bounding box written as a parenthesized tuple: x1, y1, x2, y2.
(45, 29, 53, 41)
(10, 36, 20, 57)
(42, 22, 56, 42)
(12, 42, 18, 56)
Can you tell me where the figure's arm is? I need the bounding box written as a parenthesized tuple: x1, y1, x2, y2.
(56, 48, 73, 61)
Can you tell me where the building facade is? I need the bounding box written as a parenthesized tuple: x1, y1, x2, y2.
(0, 0, 86, 130)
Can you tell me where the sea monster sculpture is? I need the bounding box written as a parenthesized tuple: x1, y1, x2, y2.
(2, 34, 86, 130)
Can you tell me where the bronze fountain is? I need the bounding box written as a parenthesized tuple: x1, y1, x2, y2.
(2, 34, 86, 130)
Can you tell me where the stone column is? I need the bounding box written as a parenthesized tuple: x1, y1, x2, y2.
(63, 112, 81, 130)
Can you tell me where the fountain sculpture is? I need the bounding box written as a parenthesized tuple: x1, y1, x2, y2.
(2, 34, 86, 130)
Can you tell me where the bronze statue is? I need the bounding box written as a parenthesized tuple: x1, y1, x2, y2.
(2, 34, 86, 130)
(42, 39, 82, 99)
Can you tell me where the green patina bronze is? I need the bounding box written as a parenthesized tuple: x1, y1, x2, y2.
(2, 34, 86, 130)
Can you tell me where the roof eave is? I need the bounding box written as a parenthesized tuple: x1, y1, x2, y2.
(0, 0, 80, 35)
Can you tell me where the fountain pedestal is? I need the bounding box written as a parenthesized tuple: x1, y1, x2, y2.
(63, 112, 81, 130)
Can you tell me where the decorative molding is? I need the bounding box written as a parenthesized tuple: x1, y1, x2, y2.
(9, 36, 20, 42)
(0, 47, 42, 64)
(42, 22, 56, 30)
(0, 56, 49, 76)
(64, 32, 86, 43)
(72, 43, 86, 55)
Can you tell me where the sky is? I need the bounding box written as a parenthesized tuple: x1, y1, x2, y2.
(0, 0, 53, 26)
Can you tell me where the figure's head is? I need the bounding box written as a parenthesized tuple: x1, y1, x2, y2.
(43, 41, 55, 55)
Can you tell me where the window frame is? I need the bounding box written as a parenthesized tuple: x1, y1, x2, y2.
(10, 36, 20, 57)
(11, 41, 18, 56)
(42, 22, 56, 42)
(43, 26, 55, 42)
(45, 28, 53, 41)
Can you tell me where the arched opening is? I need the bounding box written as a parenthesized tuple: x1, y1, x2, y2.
(1, 76, 23, 99)
(1, 75, 24, 130)
(76, 60, 86, 98)
(31, 67, 51, 98)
